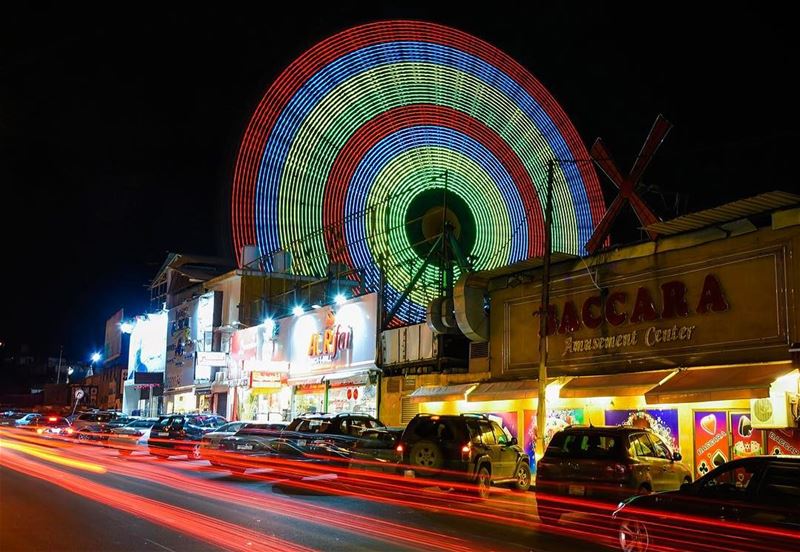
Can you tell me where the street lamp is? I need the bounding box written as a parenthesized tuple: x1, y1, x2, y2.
(88, 352, 101, 377)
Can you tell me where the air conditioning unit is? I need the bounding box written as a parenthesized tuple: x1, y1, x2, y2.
(750, 393, 792, 428)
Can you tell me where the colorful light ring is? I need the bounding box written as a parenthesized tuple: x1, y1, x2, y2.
(232, 21, 605, 323)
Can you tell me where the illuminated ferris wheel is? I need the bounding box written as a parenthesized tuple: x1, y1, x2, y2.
(231, 20, 605, 325)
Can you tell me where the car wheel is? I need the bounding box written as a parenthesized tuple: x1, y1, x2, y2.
(475, 466, 491, 499)
(512, 462, 531, 492)
(619, 519, 649, 552)
(408, 440, 444, 470)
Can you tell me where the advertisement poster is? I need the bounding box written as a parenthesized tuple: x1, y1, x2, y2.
(694, 411, 729, 478)
(523, 408, 585, 472)
(487, 411, 518, 442)
(766, 428, 800, 456)
(605, 409, 680, 453)
(126, 312, 168, 381)
(730, 412, 764, 459)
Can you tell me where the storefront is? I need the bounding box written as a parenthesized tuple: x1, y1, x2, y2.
(229, 323, 291, 422)
(122, 312, 168, 415)
(286, 293, 380, 418)
(403, 207, 800, 477)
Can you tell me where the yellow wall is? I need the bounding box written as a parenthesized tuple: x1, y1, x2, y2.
(414, 391, 753, 478)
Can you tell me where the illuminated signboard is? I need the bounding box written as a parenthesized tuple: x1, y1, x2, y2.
(126, 312, 168, 381)
(165, 291, 221, 389)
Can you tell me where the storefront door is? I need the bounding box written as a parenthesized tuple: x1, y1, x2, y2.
(693, 410, 767, 479)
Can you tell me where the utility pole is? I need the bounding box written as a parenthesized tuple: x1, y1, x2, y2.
(536, 160, 555, 461)
(55, 345, 63, 384)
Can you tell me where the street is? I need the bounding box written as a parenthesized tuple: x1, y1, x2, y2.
(0, 433, 617, 552)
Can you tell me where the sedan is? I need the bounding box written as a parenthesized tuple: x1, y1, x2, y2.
(108, 418, 160, 455)
(613, 456, 800, 552)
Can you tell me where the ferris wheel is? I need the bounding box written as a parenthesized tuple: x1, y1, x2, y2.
(232, 20, 605, 325)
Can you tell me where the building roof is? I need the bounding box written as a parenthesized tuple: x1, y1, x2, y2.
(645, 190, 800, 236)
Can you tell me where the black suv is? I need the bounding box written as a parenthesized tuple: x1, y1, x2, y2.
(147, 414, 227, 459)
(396, 413, 531, 498)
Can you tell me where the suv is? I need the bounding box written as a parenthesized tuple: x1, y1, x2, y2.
(536, 425, 692, 522)
(396, 413, 531, 498)
(282, 412, 386, 449)
(613, 456, 800, 552)
(147, 414, 227, 459)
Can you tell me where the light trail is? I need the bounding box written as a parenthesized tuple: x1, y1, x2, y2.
(0, 447, 315, 552)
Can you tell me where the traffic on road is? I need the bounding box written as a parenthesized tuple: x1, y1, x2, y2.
(1, 408, 798, 552)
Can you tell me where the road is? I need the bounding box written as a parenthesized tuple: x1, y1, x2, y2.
(0, 433, 618, 552)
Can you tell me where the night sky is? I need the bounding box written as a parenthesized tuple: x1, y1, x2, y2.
(2, 2, 797, 362)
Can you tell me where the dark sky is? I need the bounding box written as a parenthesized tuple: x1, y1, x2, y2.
(1, 2, 797, 361)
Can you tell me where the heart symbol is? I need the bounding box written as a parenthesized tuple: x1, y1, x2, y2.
(700, 413, 716, 435)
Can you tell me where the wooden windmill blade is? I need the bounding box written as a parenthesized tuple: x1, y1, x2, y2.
(628, 114, 673, 187)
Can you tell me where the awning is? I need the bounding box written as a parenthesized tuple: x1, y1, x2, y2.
(323, 367, 375, 386)
(408, 384, 477, 404)
(288, 375, 326, 386)
(645, 362, 796, 404)
(560, 370, 675, 399)
(467, 380, 538, 402)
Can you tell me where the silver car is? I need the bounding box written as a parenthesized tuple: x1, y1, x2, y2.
(108, 418, 160, 456)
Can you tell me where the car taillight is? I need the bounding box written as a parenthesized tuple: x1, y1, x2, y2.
(48, 417, 57, 422)
(607, 462, 633, 479)
(395, 443, 404, 460)
(461, 442, 472, 462)
(66, 428, 74, 434)
(36, 428, 45, 434)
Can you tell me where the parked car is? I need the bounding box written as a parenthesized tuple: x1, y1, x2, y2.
(147, 414, 227, 459)
(396, 413, 531, 498)
(107, 418, 160, 455)
(212, 414, 387, 474)
(613, 456, 800, 552)
(0, 412, 39, 427)
(281, 412, 386, 449)
(535, 425, 692, 524)
(24, 415, 73, 438)
(200, 421, 284, 462)
(71, 411, 129, 431)
(215, 430, 354, 475)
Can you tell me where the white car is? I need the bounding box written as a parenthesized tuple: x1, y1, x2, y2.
(108, 418, 160, 456)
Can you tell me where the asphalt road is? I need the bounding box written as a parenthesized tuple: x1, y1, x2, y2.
(0, 435, 618, 552)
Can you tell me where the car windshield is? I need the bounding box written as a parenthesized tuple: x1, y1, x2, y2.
(545, 431, 622, 458)
(408, 418, 468, 443)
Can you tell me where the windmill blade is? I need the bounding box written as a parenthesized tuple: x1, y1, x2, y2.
(628, 114, 673, 186)
(590, 138, 625, 189)
(585, 193, 625, 254)
(629, 192, 661, 238)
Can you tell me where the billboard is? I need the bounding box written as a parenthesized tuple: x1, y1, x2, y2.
(165, 292, 220, 389)
(286, 293, 377, 377)
(605, 409, 680, 453)
(126, 312, 168, 381)
(104, 309, 124, 362)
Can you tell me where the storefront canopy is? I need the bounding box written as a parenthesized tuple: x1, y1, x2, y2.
(408, 384, 477, 404)
(467, 380, 538, 402)
(645, 362, 796, 405)
(560, 370, 675, 399)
